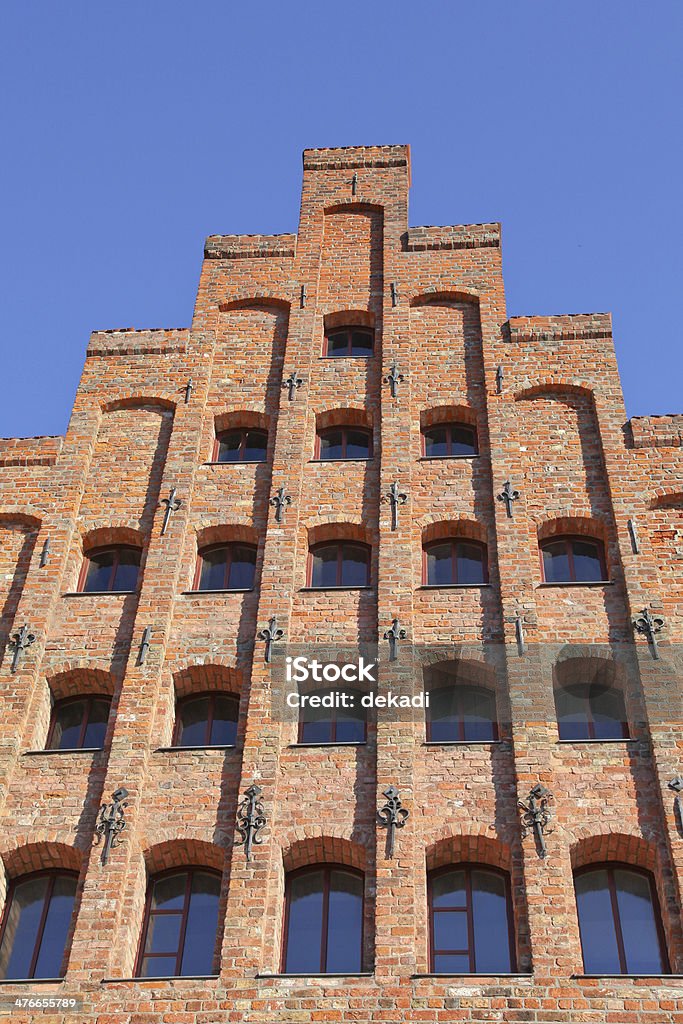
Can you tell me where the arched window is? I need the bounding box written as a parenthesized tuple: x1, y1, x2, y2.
(323, 326, 374, 358)
(555, 681, 628, 741)
(316, 427, 372, 461)
(428, 865, 515, 974)
(422, 423, 478, 458)
(194, 543, 256, 591)
(308, 542, 371, 588)
(0, 871, 78, 980)
(423, 539, 488, 586)
(46, 695, 111, 750)
(425, 679, 498, 743)
(214, 427, 268, 463)
(298, 688, 366, 744)
(79, 546, 141, 593)
(136, 868, 221, 978)
(540, 536, 607, 583)
(173, 693, 239, 747)
(574, 865, 668, 975)
(283, 866, 363, 974)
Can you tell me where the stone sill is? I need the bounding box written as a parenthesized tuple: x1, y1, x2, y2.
(299, 586, 373, 592)
(155, 745, 236, 753)
(181, 589, 253, 595)
(318, 355, 374, 361)
(309, 458, 374, 464)
(101, 975, 218, 984)
(537, 581, 613, 588)
(571, 973, 682, 980)
(202, 461, 266, 466)
(418, 454, 481, 461)
(557, 738, 635, 745)
(24, 748, 103, 757)
(0, 978, 64, 985)
(419, 583, 491, 589)
(289, 742, 366, 748)
(423, 740, 501, 747)
(257, 972, 374, 979)
(411, 972, 532, 979)
(63, 591, 136, 597)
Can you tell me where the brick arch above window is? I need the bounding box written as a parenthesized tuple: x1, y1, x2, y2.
(282, 835, 366, 874)
(421, 518, 488, 548)
(650, 489, 683, 510)
(142, 839, 226, 878)
(426, 832, 511, 874)
(172, 663, 243, 701)
(419, 404, 477, 431)
(536, 514, 608, 546)
(195, 523, 259, 550)
(1, 841, 84, 881)
(0, 509, 42, 531)
(101, 396, 176, 415)
(322, 309, 375, 332)
(315, 406, 372, 432)
(513, 379, 595, 403)
(82, 525, 146, 554)
(218, 295, 291, 314)
(47, 667, 116, 702)
(570, 831, 657, 873)
(214, 409, 269, 435)
(307, 521, 371, 549)
(409, 288, 480, 307)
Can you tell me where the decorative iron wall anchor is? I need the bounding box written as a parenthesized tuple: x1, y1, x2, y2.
(184, 378, 193, 404)
(160, 488, 182, 535)
(138, 626, 152, 666)
(496, 365, 504, 394)
(627, 517, 640, 554)
(351, 172, 358, 196)
(8, 624, 36, 673)
(633, 608, 665, 660)
(390, 282, 399, 307)
(283, 369, 303, 401)
(235, 784, 266, 861)
(497, 481, 520, 519)
(387, 482, 407, 531)
(669, 776, 683, 829)
(518, 783, 553, 858)
(270, 485, 292, 524)
(377, 785, 409, 858)
(39, 536, 50, 567)
(384, 363, 405, 399)
(514, 614, 526, 655)
(300, 284, 307, 308)
(95, 787, 129, 865)
(258, 616, 284, 664)
(384, 617, 407, 662)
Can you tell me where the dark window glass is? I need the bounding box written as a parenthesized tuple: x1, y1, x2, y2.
(196, 544, 256, 591)
(324, 327, 374, 358)
(575, 867, 668, 975)
(284, 867, 363, 974)
(426, 684, 498, 742)
(429, 866, 513, 974)
(215, 428, 267, 463)
(424, 540, 487, 586)
(0, 873, 77, 980)
(174, 694, 239, 747)
(81, 546, 141, 593)
(299, 688, 367, 744)
(541, 537, 606, 583)
(309, 543, 370, 588)
(47, 696, 111, 750)
(137, 869, 221, 978)
(318, 427, 372, 461)
(423, 423, 478, 457)
(555, 682, 628, 741)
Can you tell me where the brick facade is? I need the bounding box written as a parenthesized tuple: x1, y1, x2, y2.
(0, 144, 682, 1022)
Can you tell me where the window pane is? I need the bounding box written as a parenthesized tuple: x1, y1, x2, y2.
(151, 873, 187, 911)
(311, 546, 339, 588)
(0, 875, 50, 979)
(319, 430, 344, 460)
(177, 698, 210, 746)
(227, 545, 256, 589)
(49, 700, 87, 750)
(433, 910, 468, 953)
(209, 697, 238, 745)
(216, 430, 242, 462)
(180, 873, 220, 976)
(33, 876, 77, 979)
(345, 430, 371, 459)
(591, 686, 628, 740)
(83, 551, 114, 592)
(427, 543, 454, 585)
(575, 870, 622, 973)
(425, 427, 448, 458)
(144, 913, 183, 956)
(140, 955, 177, 978)
(471, 870, 511, 973)
(427, 687, 460, 742)
(614, 870, 664, 974)
(326, 871, 363, 972)
(326, 332, 348, 357)
(83, 699, 110, 748)
(461, 687, 497, 742)
(243, 429, 267, 462)
(556, 685, 591, 740)
(451, 427, 477, 456)
(340, 545, 369, 587)
(285, 871, 324, 972)
(112, 548, 140, 591)
(456, 543, 485, 585)
(433, 952, 470, 973)
(431, 871, 466, 909)
(571, 540, 604, 582)
(542, 542, 571, 583)
(300, 700, 334, 743)
(335, 702, 366, 743)
(199, 548, 228, 590)
(350, 330, 373, 356)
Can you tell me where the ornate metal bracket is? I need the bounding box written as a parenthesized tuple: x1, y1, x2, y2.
(497, 480, 520, 518)
(95, 787, 129, 865)
(235, 784, 266, 861)
(160, 488, 182, 535)
(669, 776, 683, 830)
(377, 785, 409, 858)
(518, 784, 553, 858)
(184, 378, 193, 404)
(300, 284, 307, 308)
(386, 481, 407, 530)
(633, 608, 665, 660)
(627, 517, 640, 554)
(39, 537, 50, 567)
(351, 172, 358, 196)
(384, 617, 407, 662)
(283, 369, 303, 401)
(258, 616, 284, 664)
(270, 485, 292, 524)
(514, 614, 526, 655)
(384, 362, 405, 399)
(390, 282, 399, 307)
(496, 364, 504, 394)
(8, 624, 36, 673)
(138, 626, 152, 666)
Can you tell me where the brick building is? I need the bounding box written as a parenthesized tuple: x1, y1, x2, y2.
(0, 143, 682, 1022)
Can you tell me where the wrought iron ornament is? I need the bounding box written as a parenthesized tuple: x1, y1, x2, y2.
(95, 787, 129, 865)
(138, 626, 152, 666)
(283, 369, 303, 402)
(497, 481, 520, 519)
(8, 624, 36, 673)
(300, 284, 307, 308)
(235, 785, 267, 861)
(496, 364, 504, 394)
(270, 485, 292, 524)
(384, 362, 405, 399)
(351, 172, 358, 196)
(633, 608, 665, 660)
(384, 617, 407, 662)
(514, 614, 526, 656)
(390, 282, 399, 307)
(627, 517, 640, 554)
(377, 785, 409, 858)
(387, 481, 407, 531)
(669, 776, 683, 830)
(160, 488, 182, 535)
(39, 536, 50, 567)
(518, 784, 553, 858)
(184, 378, 193, 404)
(258, 616, 284, 664)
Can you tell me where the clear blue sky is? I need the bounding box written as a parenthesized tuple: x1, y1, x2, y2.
(1, 1, 681, 437)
